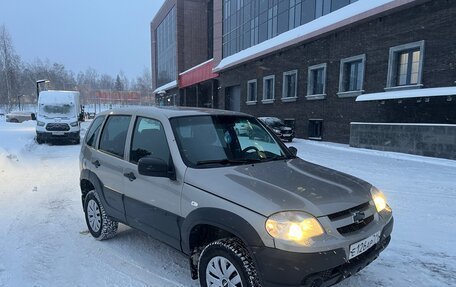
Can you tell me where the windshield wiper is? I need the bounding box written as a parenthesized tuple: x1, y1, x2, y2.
(196, 158, 261, 166)
(260, 155, 290, 162)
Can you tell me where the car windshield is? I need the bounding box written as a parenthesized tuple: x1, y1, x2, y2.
(171, 115, 290, 168)
(40, 104, 75, 117)
(265, 117, 284, 128)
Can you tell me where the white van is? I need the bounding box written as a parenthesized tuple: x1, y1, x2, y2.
(35, 90, 83, 144)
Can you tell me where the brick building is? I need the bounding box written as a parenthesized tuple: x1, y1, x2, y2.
(151, 0, 456, 159)
(151, 0, 218, 108)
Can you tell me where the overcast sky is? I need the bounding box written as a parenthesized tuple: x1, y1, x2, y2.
(0, 0, 165, 80)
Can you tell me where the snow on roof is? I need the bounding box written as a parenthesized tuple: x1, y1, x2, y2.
(39, 91, 79, 105)
(356, 87, 456, 102)
(153, 80, 177, 94)
(180, 59, 214, 75)
(351, 122, 456, 127)
(214, 0, 410, 72)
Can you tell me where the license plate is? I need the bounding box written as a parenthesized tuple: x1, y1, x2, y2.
(349, 231, 381, 260)
(52, 131, 65, 136)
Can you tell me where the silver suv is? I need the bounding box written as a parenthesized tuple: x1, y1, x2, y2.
(79, 107, 393, 287)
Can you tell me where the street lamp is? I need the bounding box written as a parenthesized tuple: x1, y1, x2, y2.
(36, 79, 50, 99)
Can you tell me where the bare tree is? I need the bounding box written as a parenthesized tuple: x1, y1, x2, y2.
(99, 74, 114, 90)
(0, 25, 21, 112)
(131, 68, 154, 105)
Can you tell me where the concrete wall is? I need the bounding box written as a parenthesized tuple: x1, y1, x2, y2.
(350, 123, 456, 160)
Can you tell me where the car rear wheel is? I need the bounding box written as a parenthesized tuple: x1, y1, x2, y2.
(84, 190, 118, 240)
(198, 238, 260, 287)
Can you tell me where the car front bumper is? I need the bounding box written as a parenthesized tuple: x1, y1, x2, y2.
(252, 217, 394, 287)
(37, 131, 80, 141)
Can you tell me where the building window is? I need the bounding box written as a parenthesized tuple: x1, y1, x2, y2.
(282, 70, 298, 102)
(386, 40, 425, 90)
(155, 6, 177, 88)
(307, 63, 327, 100)
(308, 119, 323, 140)
(262, 75, 275, 103)
(222, 0, 356, 58)
(338, 54, 365, 98)
(288, 0, 302, 29)
(267, 4, 278, 39)
(247, 79, 257, 104)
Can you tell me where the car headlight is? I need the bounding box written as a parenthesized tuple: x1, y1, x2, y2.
(370, 186, 391, 213)
(273, 129, 281, 134)
(70, 121, 79, 127)
(265, 211, 324, 244)
(37, 121, 45, 126)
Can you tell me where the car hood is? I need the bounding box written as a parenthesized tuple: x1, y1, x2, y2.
(184, 158, 372, 217)
(271, 125, 291, 131)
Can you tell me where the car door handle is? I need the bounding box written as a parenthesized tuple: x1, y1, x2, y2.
(123, 172, 136, 181)
(92, 160, 101, 168)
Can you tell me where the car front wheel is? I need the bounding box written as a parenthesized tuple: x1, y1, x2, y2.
(84, 190, 118, 240)
(198, 238, 260, 287)
(36, 135, 44, 144)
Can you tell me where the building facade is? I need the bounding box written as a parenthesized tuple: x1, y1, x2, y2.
(152, 0, 456, 158)
(151, 0, 218, 108)
(213, 0, 456, 145)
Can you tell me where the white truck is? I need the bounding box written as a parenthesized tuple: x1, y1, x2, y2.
(35, 90, 83, 144)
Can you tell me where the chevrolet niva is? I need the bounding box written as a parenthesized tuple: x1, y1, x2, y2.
(79, 107, 393, 287)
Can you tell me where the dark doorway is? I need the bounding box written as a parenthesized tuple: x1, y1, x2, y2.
(308, 119, 323, 139)
(225, 85, 241, 112)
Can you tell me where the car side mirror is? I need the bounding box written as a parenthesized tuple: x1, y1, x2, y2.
(138, 157, 175, 180)
(31, 113, 36, 121)
(288, 146, 298, 157)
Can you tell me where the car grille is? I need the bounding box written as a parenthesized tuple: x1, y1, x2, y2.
(337, 215, 374, 234)
(326, 201, 374, 235)
(46, 123, 70, 131)
(328, 202, 370, 221)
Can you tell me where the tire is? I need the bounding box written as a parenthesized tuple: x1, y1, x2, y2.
(36, 135, 44, 144)
(198, 238, 261, 287)
(84, 190, 118, 240)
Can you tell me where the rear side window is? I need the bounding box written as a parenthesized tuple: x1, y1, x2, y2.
(99, 115, 131, 158)
(85, 116, 105, 147)
(130, 117, 170, 164)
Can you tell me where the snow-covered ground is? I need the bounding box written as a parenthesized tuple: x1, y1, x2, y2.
(0, 120, 455, 286)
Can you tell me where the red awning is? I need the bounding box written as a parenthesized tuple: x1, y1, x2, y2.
(178, 59, 219, 88)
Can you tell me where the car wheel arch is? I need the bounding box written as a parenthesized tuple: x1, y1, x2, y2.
(181, 208, 266, 280)
(80, 169, 106, 210)
(181, 207, 265, 254)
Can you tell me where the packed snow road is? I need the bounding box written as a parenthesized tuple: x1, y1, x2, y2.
(0, 120, 455, 286)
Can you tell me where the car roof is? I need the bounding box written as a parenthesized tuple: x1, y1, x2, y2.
(7, 111, 33, 115)
(258, 116, 281, 121)
(96, 106, 252, 119)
